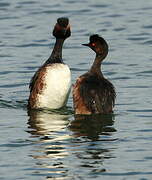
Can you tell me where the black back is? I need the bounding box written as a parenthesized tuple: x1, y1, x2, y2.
(80, 73, 116, 113)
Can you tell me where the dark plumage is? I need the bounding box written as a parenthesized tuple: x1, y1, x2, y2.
(73, 34, 116, 114)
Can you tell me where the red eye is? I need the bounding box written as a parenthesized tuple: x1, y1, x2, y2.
(92, 43, 95, 47)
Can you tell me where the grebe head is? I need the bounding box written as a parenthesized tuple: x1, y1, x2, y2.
(53, 17, 71, 39)
(82, 34, 108, 56)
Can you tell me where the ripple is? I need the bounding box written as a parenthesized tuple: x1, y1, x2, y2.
(127, 63, 138, 67)
(25, 25, 36, 29)
(29, 9, 69, 15)
(125, 85, 150, 88)
(0, 99, 14, 108)
(0, 83, 28, 88)
(142, 25, 152, 29)
(33, 39, 48, 43)
(102, 171, 152, 176)
(136, 129, 152, 133)
(136, 70, 152, 77)
(0, 70, 14, 75)
(77, 62, 87, 65)
(13, 43, 50, 48)
(104, 62, 121, 65)
(91, 4, 109, 8)
(23, 66, 38, 70)
(0, 139, 33, 148)
(106, 14, 124, 18)
(0, 2, 10, 7)
(127, 37, 148, 41)
(105, 72, 117, 76)
(144, 156, 152, 160)
(0, 99, 27, 109)
(28, 106, 73, 116)
(113, 27, 126, 32)
(17, 1, 37, 5)
(0, 16, 18, 20)
(71, 67, 88, 72)
(127, 109, 152, 113)
(142, 40, 152, 45)
(113, 76, 130, 80)
(138, 70, 152, 74)
(40, 10, 68, 14)
(137, 115, 152, 118)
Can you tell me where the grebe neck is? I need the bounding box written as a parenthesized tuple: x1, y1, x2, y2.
(90, 53, 106, 76)
(45, 38, 65, 64)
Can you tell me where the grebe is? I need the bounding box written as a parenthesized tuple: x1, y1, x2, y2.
(73, 34, 116, 114)
(28, 17, 71, 109)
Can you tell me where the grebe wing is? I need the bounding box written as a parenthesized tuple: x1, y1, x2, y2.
(80, 76, 115, 113)
(29, 66, 44, 93)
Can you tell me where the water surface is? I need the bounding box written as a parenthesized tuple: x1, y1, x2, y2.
(0, 0, 152, 179)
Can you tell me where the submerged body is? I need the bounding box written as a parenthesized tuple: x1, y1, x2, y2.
(73, 34, 116, 115)
(28, 17, 71, 110)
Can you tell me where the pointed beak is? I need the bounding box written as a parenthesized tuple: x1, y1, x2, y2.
(82, 43, 89, 47)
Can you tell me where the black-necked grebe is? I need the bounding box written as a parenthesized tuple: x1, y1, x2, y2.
(73, 34, 116, 114)
(28, 17, 71, 109)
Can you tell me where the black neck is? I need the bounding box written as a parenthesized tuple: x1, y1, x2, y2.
(45, 38, 65, 64)
(90, 51, 108, 75)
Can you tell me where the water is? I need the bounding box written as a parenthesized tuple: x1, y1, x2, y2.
(0, 0, 152, 179)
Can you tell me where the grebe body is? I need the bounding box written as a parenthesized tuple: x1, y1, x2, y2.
(28, 17, 71, 109)
(29, 63, 71, 109)
(73, 34, 116, 115)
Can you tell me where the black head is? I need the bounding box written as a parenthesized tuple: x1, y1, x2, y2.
(82, 34, 108, 55)
(53, 17, 71, 39)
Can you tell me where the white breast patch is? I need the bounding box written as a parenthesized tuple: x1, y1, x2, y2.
(36, 63, 71, 109)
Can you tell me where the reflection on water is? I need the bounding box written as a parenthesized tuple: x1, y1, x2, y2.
(27, 110, 117, 179)
(69, 114, 116, 141)
(27, 110, 71, 179)
(28, 109, 70, 136)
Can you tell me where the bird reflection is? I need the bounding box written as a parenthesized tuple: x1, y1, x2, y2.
(27, 110, 117, 179)
(69, 114, 116, 141)
(68, 113, 117, 175)
(27, 109, 71, 162)
(27, 109, 70, 137)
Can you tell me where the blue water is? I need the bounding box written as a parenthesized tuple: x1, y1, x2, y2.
(0, 0, 152, 179)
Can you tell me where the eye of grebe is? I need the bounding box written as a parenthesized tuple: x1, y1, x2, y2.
(91, 43, 96, 47)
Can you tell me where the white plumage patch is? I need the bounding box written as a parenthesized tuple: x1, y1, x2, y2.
(36, 63, 71, 109)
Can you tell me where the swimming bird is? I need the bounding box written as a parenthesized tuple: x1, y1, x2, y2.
(28, 17, 71, 110)
(73, 34, 116, 114)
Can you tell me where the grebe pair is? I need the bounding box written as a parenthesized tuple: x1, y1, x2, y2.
(28, 18, 116, 114)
